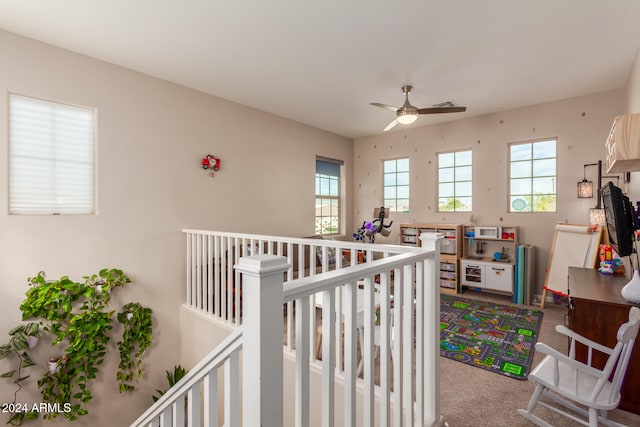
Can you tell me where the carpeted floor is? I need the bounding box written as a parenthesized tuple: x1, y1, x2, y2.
(306, 289, 640, 426)
(440, 291, 640, 427)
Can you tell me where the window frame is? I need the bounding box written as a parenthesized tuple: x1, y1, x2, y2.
(383, 157, 410, 213)
(437, 149, 473, 212)
(8, 93, 97, 215)
(315, 157, 342, 236)
(508, 138, 557, 213)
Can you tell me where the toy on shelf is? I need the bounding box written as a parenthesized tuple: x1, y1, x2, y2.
(353, 206, 393, 243)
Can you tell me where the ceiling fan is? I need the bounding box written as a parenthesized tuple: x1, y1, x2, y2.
(370, 85, 466, 131)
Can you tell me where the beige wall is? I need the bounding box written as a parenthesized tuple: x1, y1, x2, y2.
(624, 48, 640, 202)
(0, 30, 352, 425)
(625, 47, 640, 115)
(353, 90, 625, 300)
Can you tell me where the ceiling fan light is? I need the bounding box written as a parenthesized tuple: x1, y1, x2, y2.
(397, 112, 417, 125)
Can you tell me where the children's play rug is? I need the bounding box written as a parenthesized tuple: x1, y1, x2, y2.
(440, 294, 543, 380)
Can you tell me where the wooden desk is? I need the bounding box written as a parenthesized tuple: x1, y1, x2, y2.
(567, 267, 640, 414)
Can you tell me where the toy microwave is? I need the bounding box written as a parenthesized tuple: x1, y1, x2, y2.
(474, 226, 500, 239)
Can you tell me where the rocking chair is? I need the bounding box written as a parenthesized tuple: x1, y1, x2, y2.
(517, 306, 640, 427)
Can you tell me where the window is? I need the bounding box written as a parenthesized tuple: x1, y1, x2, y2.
(315, 158, 342, 235)
(383, 158, 409, 212)
(438, 150, 472, 212)
(509, 138, 556, 212)
(9, 94, 96, 215)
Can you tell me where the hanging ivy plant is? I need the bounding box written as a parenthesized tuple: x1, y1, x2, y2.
(117, 302, 153, 393)
(0, 323, 40, 426)
(0, 268, 153, 424)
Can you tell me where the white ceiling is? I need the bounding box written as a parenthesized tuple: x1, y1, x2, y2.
(1, 1, 640, 139)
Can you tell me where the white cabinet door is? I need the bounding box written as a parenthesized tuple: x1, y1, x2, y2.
(485, 264, 513, 293)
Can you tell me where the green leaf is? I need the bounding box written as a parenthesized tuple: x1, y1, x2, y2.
(0, 344, 11, 359)
(21, 352, 35, 368)
(8, 412, 25, 424)
(12, 337, 28, 351)
(1, 370, 16, 378)
(8, 324, 26, 335)
(15, 375, 30, 384)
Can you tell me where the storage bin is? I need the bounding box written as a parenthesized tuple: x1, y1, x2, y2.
(440, 280, 456, 289)
(402, 235, 417, 244)
(440, 262, 456, 272)
(440, 271, 456, 280)
(440, 238, 456, 255)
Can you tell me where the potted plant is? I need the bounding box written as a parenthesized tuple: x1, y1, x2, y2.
(0, 268, 153, 424)
(152, 365, 189, 402)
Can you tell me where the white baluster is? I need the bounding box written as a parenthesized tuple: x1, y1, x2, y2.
(363, 276, 375, 426)
(343, 281, 357, 427)
(186, 233, 192, 307)
(321, 287, 336, 427)
(214, 235, 220, 319)
(204, 371, 218, 426)
(379, 270, 391, 427)
(402, 263, 414, 427)
(295, 296, 310, 427)
(393, 266, 403, 427)
(187, 384, 200, 427)
(415, 259, 425, 425)
(225, 352, 239, 427)
(173, 395, 184, 426)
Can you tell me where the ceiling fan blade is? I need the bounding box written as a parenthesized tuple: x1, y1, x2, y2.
(418, 106, 466, 114)
(383, 119, 398, 131)
(370, 102, 398, 112)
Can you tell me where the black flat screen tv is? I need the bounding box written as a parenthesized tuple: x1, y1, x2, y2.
(601, 181, 635, 257)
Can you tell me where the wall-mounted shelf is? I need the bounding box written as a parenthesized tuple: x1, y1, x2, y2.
(605, 113, 640, 173)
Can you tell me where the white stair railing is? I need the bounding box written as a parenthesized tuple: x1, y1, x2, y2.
(182, 229, 415, 327)
(130, 327, 243, 426)
(281, 233, 444, 427)
(134, 231, 444, 426)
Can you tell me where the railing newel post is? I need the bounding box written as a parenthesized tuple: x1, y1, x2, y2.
(235, 254, 289, 427)
(419, 232, 447, 427)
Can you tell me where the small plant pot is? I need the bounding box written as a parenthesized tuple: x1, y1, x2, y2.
(48, 356, 62, 374)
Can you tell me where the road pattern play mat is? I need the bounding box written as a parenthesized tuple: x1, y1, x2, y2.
(440, 294, 543, 380)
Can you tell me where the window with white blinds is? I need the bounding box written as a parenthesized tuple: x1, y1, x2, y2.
(9, 94, 96, 215)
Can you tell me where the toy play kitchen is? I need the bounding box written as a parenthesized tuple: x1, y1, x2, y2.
(461, 225, 518, 294)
